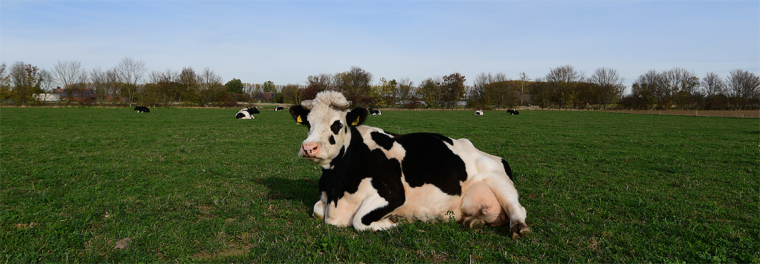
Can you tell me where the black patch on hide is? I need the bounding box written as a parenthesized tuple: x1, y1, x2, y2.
(393, 133, 467, 196)
(330, 120, 343, 135)
(370, 131, 394, 150)
(501, 159, 513, 181)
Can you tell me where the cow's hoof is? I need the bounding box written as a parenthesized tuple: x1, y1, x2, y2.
(313, 214, 324, 221)
(388, 214, 400, 223)
(510, 222, 530, 239)
(465, 218, 485, 230)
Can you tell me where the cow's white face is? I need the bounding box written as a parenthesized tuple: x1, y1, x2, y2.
(290, 91, 367, 167)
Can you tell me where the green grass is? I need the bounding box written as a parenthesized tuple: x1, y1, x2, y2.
(1, 107, 758, 263)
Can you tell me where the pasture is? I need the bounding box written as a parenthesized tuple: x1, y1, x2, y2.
(1, 107, 757, 263)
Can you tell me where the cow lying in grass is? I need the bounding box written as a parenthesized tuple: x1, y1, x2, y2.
(236, 107, 260, 119)
(289, 91, 530, 239)
(134, 106, 150, 113)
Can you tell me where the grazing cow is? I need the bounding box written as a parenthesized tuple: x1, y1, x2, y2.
(474, 110, 484, 116)
(507, 109, 520, 115)
(368, 108, 382, 115)
(289, 91, 530, 239)
(275, 106, 285, 111)
(236, 107, 260, 119)
(134, 106, 150, 113)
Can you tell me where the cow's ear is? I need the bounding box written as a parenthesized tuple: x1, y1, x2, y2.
(289, 105, 309, 125)
(346, 107, 368, 127)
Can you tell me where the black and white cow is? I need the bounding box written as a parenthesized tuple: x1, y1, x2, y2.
(275, 106, 285, 111)
(474, 110, 484, 116)
(289, 91, 530, 239)
(236, 107, 260, 119)
(368, 108, 382, 115)
(134, 106, 150, 113)
(507, 109, 520, 115)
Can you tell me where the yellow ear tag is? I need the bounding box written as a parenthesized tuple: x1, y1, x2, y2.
(296, 116, 303, 124)
(351, 116, 360, 126)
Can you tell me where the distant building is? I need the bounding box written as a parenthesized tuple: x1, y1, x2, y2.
(34, 93, 61, 102)
(253, 92, 275, 101)
(54, 88, 96, 102)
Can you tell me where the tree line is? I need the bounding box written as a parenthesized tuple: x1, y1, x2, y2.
(1, 58, 758, 110)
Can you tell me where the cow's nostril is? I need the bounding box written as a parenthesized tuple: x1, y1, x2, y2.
(302, 143, 320, 157)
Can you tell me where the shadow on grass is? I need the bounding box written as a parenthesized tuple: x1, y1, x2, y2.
(262, 177, 319, 204)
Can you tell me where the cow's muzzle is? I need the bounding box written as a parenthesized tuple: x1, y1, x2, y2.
(301, 143, 320, 158)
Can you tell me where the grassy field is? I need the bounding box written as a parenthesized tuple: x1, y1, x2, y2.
(1, 107, 757, 263)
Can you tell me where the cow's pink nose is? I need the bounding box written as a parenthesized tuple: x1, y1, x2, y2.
(301, 143, 320, 157)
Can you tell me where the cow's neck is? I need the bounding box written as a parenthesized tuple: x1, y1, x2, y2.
(320, 126, 366, 204)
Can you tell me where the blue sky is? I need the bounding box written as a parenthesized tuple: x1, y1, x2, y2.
(2, 1, 758, 92)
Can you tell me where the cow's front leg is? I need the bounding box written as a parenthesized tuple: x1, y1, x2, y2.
(314, 191, 360, 227)
(323, 197, 362, 227)
(350, 178, 406, 231)
(351, 197, 395, 231)
(312, 192, 327, 221)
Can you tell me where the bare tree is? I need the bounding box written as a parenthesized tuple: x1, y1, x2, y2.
(196, 67, 224, 106)
(396, 77, 415, 107)
(114, 57, 146, 105)
(700, 72, 725, 97)
(115, 57, 146, 85)
(663, 68, 699, 109)
(53, 61, 87, 89)
(39, 69, 55, 92)
(726, 69, 760, 109)
(469, 73, 490, 106)
(105, 69, 120, 103)
(148, 69, 170, 84)
(588, 67, 625, 109)
(90, 67, 110, 104)
(546, 65, 584, 108)
(307, 73, 333, 91)
(0, 62, 9, 100)
(469, 72, 511, 108)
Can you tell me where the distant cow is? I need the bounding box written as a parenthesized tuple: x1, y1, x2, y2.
(368, 108, 382, 115)
(289, 91, 530, 239)
(275, 106, 285, 111)
(474, 110, 484, 115)
(134, 106, 150, 113)
(236, 107, 260, 119)
(507, 109, 520, 115)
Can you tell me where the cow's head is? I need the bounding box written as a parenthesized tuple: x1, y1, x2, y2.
(289, 91, 368, 167)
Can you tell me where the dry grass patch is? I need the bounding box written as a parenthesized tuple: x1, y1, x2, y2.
(604, 110, 759, 118)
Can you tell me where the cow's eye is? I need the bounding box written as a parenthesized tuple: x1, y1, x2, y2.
(330, 120, 343, 134)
